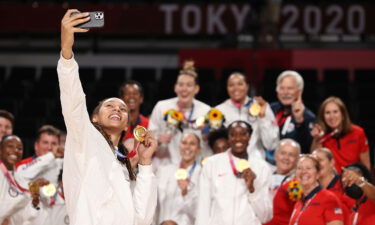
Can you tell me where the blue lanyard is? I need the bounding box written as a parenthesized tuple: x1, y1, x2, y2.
(178, 103, 195, 123)
(188, 161, 197, 179)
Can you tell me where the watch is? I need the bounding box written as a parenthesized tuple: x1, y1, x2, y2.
(358, 176, 367, 187)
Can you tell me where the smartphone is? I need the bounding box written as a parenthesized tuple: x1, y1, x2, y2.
(71, 11, 104, 28)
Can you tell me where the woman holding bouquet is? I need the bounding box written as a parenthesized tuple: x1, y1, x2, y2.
(149, 61, 210, 165)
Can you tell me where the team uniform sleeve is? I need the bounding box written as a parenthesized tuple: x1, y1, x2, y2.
(133, 164, 157, 225)
(358, 128, 369, 153)
(258, 104, 279, 150)
(14, 153, 55, 189)
(247, 162, 273, 223)
(323, 196, 345, 223)
(57, 54, 91, 148)
(194, 163, 212, 225)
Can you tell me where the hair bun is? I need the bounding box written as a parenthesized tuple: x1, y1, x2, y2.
(180, 60, 198, 78)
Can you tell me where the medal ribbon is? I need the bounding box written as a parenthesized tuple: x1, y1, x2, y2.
(49, 187, 65, 206)
(293, 194, 317, 225)
(115, 142, 139, 159)
(180, 161, 197, 181)
(0, 160, 29, 193)
(178, 103, 195, 123)
(228, 152, 240, 177)
(319, 129, 339, 144)
(231, 98, 252, 109)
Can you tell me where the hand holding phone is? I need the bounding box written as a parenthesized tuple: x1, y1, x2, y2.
(70, 11, 105, 28)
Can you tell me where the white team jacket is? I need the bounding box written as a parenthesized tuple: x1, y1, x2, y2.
(216, 97, 279, 159)
(15, 153, 63, 190)
(155, 162, 201, 225)
(0, 169, 30, 223)
(57, 55, 157, 225)
(148, 97, 211, 164)
(195, 150, 273, 225)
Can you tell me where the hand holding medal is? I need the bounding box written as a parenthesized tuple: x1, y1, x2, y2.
(234, 159, 256, 193)
(250, 97, 267, 118)
(175, 168, 189, 196)
(29, 178, 55, 208)
(134, 126, 157, 165)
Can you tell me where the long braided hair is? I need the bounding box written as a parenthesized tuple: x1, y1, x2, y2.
(92, 100, 136, 181)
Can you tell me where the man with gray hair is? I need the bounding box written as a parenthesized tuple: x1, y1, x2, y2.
(265, 138, 301, 225)
(270, 70, 315, 154)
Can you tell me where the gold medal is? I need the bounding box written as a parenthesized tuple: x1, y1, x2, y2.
(28, 182, 39, 194)
(249, 103, 261, 116)
(41, 184, 56, 197)
(133, 125, 147, 142)
(195, 116, 206, 128)
(175, 168, 188, 180)
(236, 159, 250, 173)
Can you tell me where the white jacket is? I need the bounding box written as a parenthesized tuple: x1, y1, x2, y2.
(57, 55, 157, 225)
(149, 98, 211, 164)
(155, 162, 201, 225)
(216, 97, 279, 159)
(15, 153, 63, 190)
(195, 150, 273, 225)
(0, 168, 30, 222)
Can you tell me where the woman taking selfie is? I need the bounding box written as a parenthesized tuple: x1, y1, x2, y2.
(58, 10, 157, 225)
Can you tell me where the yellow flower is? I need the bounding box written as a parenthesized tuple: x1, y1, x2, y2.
(209, 108, 222, 121)
(288, 179, 303, 202)
(171, 110, 183, 121)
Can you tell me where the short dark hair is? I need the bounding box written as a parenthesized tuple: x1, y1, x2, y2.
(207, 128, 228, 149)
(118, 80, 144, 98)
(36, 125, 61, 142)
(345, 162, 374, 185)
(0, 110, 15, 127)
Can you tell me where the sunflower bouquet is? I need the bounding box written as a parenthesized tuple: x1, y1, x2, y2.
(287, 180, 303, 202)
(195, 108, 225, 133)
(164, 109, 184, 129)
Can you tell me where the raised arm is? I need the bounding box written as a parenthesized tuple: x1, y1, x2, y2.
(58, 10, 91, 145)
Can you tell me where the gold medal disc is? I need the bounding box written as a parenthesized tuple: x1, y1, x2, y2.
(236, 159, 250, 173)
(41, 184, 57, 197)
(175, 168, 188, 180)
(249, 103, 261, 116)
(133, 125, 147, 142)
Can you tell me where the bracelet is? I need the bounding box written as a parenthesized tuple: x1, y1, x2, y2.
(358, 177, 367, 188)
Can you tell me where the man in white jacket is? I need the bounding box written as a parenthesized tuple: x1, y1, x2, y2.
(15, 125, 64, 190)
(58, 10, 157, 225)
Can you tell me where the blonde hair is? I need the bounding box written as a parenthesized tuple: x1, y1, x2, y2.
(179, 60, 198, 83)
